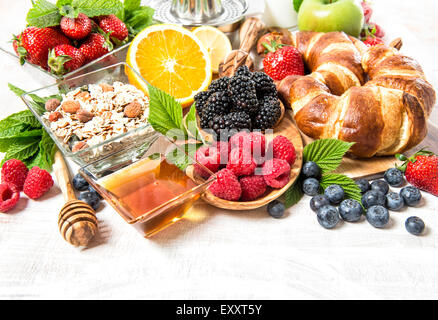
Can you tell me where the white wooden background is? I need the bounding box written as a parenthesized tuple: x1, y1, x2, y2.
(0, 0, 438, 300)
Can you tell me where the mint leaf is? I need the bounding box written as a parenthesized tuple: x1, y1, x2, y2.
(125, 6, 155, 35)
(8, 83, 26, 97)
(320, 174, 363, 204)
(303, 139, 354, 174)
(284, 180, 304, 208)
(56, 0, 73, 7)
(1, 138, 40, 166)
(293, 0, 304, 12)
(72, 0, 124, 18)
(147, 85, 188, 140)
(124, 0, 141, 11)
(8, 110, 41, 129)
(166, 142, 202, 171)
(26, 0, 62, 28)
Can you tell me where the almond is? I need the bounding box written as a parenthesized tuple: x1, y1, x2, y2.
(49, 111, 63, 122)
(77, 109, 94, 123)
(61, 100, 81, 114)
(99, 83, 114, 92)
(76, 91, 91, 101)
(45, 98, 60, 112)
(124, 101, 142, 118)
(72, 141, 88, 153)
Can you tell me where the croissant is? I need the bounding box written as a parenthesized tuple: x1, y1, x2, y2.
(276, 31, 436, 158)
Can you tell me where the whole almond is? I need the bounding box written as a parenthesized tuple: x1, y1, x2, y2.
(77, 109, 94, 123)
(72, 141, 88, 153)
(48, 111, 63, 122)
(99, 83, 114, 92)
(45, 98, 60, 112)
(61, 100, 81, 114)
(124, 101, 142, 118)
(76, 91, 91, 101)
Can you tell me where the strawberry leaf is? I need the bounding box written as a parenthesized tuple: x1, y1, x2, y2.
(26, 0, 62, 28)
(320, 174, 363, 205)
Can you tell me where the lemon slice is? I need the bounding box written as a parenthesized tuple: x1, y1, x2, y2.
(192, 26, 233, 74)
(126, 24, 212, 108)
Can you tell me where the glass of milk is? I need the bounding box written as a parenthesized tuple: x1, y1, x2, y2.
(262, 0, 298, 29)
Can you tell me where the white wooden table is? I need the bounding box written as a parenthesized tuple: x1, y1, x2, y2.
(0, 0, 438, 300)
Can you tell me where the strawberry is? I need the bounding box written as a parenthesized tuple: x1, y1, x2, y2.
(79, 33, 113, 63)
(60, 12, 92, 40)
(12, 27, 71, 69)
(363, 36, 384, 47)
(397, 150, 438, 196)
(361, 1, 373, 23)
(262, 41, 305, 81)
(96, 15, 129, 42)
(48, 44, 86, 75)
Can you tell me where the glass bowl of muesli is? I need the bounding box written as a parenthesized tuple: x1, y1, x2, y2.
(20, 62, 156, 167)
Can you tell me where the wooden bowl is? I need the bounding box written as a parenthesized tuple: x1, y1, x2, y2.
(190, 108, 303, 211)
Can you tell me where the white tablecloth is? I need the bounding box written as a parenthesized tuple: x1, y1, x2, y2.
(0, 0, 438, 300)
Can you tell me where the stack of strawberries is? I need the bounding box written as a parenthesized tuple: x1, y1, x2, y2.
(13, 13, 128, 75)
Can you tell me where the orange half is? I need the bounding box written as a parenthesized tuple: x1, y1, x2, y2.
(126, 24, 212, 108)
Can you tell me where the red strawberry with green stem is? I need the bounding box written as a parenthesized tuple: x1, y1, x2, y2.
(96, 14, 129, 43)
(60, 12, 92, 40)
(79, 33, 113, 63)
(262, 41, 305, 81)
(48, 44, 86, 75)
(12, 27, 71, 69)
(396, 149, 438, 196)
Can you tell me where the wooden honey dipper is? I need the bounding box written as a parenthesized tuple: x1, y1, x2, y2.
(53, 151, 98, 247)
(218, 17, 266, 77)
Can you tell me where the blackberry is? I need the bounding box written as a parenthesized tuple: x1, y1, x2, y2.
(252, 95, 281, 130)
(194, 90, 212, 116)
(206, 112, 251, 140)
(229, 75, 259, 116)
(252, 72, 277, 98)
(199, 92, 231, 128)
(208, 77, 230, 93)
(235, 65, 253, 78)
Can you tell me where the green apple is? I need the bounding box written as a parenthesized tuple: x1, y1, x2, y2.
(298, 0, 364, 38)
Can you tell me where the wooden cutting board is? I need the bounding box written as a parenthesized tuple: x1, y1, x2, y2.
(300, 121, 438, 180)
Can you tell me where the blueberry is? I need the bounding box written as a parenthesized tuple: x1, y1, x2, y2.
(310, 194, 330, 213)
(324, 184, 345, 204)
(302, 178, 320, 196)
(370, 180, 389, 195)
(302, 161, 321, 179)
(361, 190, 386, 209)
(268, 200, 285, 219)
(88, 185, 103, 200)
(385, 192, 404, 211)
(400, 186, 422, 207)
(78, 191, 101, 211)
(383, 168, 404, 187)
(72, 173, 89, 191)
(405, 216, 425, 236)
(366, 205, 390, 228)
(355, 179, 370, 193)
(316, 205, 340, 229)
(339, 199, 363, 222)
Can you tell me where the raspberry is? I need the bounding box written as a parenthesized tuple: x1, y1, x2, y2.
(23, 167, 54, 199)
(226, 148, 256, 177)
(262, 158, 291, 189)
(211, 141, 230, 166)
(1, 159, 29, 191)
(0, 183, 20, 213)
(230, 131, 266, 157)
(240, 175, 267, 201)
(209, 169, 242, 201)
(269, 135, 296, 165)
(194, 146, 221, 178)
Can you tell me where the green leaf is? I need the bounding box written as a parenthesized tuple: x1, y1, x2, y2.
(320, 174, 363, 204)
(293, 0, 304, 12)
(125, 6, 155, 34)
(72, 0, 124, 17)
(26, 0, 62, 28)
(8, 83, 26, 97)
(56, 0, 73, 7)
(185, 103, 204, 143)
(284, 180, 304, 209)
(8, 110, 41, 129)
(303, 139, 354, 174)
(1, 138, 40, 166)
(166, 143, 202, 171)
(124, 0, 141, 11)
(147, 85, 188, 140)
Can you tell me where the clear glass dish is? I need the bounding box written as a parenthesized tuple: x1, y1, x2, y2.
(80, 132, 215, 237)
(20, 62, 155, 167)
(0, 41, 130, 85)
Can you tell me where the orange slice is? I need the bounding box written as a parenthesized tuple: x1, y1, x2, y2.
(126, 24, 212, 108)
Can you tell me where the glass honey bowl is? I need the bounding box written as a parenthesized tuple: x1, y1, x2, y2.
(80, 132, 215, 237)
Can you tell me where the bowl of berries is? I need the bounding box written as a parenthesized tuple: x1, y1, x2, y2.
(1, 0, 155, 83)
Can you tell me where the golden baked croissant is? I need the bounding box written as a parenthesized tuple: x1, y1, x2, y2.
(276, 31, 436, 158)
